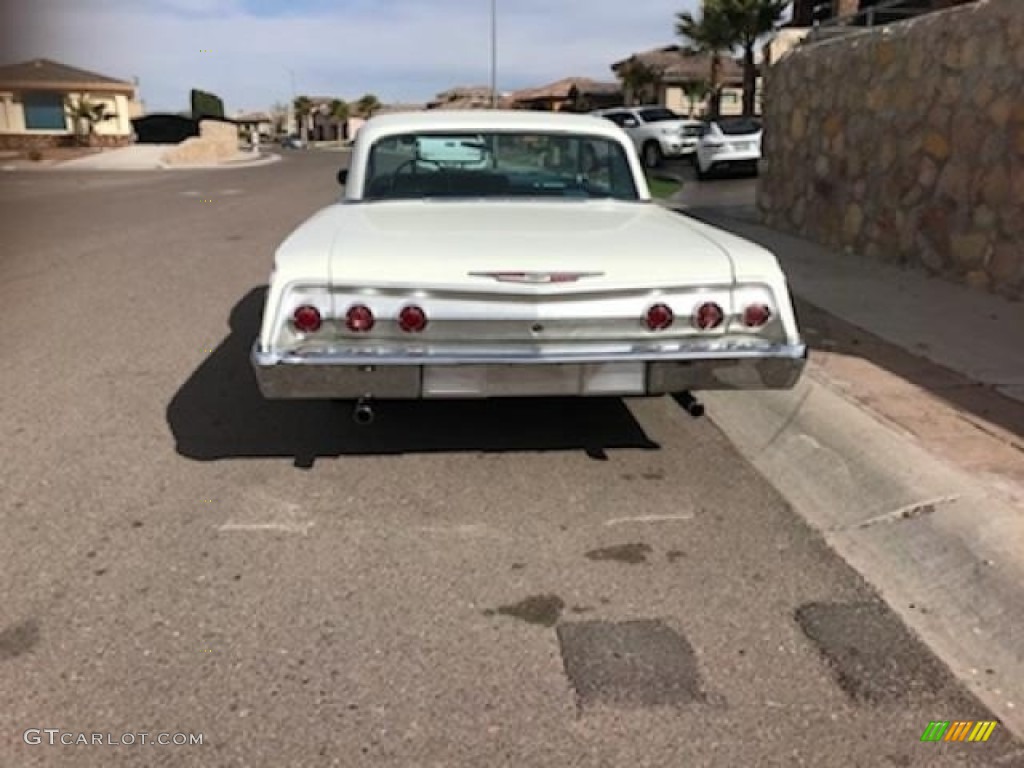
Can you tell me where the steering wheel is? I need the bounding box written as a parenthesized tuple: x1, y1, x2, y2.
(390, 158, 445, 193)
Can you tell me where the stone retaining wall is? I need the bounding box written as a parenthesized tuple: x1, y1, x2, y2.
(758, 0, 1024, 298)
(160, 119, 240, 166)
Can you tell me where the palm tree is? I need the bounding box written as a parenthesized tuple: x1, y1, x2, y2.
(65, 96, 115, 146)
(329, 99, 349, 141)
(676, 3, 736, 119)
(293, 95, 312, 141)
(355, 94, 381, 118)
(270, 101, 289, 137)
(682, 80, 711, 117)
(713, 0, 790, 116)
(618, 59, 659, 106)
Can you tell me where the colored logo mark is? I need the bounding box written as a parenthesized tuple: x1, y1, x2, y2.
(920, 720, 998, 742)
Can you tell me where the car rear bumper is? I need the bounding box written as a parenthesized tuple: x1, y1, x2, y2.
(707, 150, 760, 166)
(251, 342, 807, 399)
(661, 140, 698, 157)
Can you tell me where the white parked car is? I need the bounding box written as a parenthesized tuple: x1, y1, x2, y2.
(251, 111, 806, 424)
(694, 117, 763, 180)
(591, 106, 704, 169)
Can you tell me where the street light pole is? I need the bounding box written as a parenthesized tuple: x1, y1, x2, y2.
(490, 0, 497, 108)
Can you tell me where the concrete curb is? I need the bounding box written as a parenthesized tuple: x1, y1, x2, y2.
(31, 151, 285, 172)
(703, 370, 1024, 738)
(156, 152, 283, 171)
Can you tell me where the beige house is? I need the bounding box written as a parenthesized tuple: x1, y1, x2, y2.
(426, 86, 511, 110)
(233, 111, 273, 140)
(611, 45, 753, 117)
(0, 58, 141, 149)
(507, 77, 622, 113)
(760, 28, 813, 67)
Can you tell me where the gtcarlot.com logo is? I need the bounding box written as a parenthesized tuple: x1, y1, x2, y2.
(23, 729, 204, 747)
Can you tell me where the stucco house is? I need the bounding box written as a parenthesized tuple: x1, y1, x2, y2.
(611, 45, 752, 117)
(233, 111, 273, 140)
(0, 58, 141, 149)
(507, 78, 622, 113)
(790, 0, 977, 26)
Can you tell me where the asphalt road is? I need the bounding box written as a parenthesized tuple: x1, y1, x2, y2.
(1, 150, 1021, 767)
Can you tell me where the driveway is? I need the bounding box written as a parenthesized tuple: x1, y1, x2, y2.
(1, 152, 1021, 767)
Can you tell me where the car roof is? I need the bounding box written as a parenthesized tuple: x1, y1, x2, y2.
(358, 110, 624, 144)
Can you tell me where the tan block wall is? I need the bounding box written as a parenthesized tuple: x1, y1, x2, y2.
(758, 0, 1024, 298)
(161, 119, 240, 166)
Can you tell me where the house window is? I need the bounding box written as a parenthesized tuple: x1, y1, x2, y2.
(23, 92, 67, 130)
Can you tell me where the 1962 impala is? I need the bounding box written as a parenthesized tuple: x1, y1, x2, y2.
(251, 111, 806, 424)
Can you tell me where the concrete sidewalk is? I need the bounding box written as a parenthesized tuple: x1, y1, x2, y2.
(679, 203, 1024, 406)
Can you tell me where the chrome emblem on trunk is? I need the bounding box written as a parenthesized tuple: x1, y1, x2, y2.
(468, 271, 604, 284)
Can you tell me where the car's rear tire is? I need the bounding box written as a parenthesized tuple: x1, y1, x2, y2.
(696, 162, 711, 181)
(642, 141, 662, 169)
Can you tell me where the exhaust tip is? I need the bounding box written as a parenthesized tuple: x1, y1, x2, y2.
(675, 391, 705, 419)
(352, 402, 375, 425)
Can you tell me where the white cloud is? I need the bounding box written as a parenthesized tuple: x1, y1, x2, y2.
(5, 0, 701, 112)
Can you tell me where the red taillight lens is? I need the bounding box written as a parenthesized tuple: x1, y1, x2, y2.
(693, 302, 724, 330)
(743, 303, 772, 328)
(398, 305, 428, 333)
(645, 303, 674, 331)
(292, 305, 322, 333)
(345, 304, 375, 332)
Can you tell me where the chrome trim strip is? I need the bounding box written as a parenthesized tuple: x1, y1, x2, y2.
(253, 341, 807, 367)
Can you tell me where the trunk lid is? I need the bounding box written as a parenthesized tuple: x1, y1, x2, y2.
(326, 200, 735, 292)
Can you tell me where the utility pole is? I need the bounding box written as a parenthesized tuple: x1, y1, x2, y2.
(285, 67, 297, 135)
(490, 0, 497, 108)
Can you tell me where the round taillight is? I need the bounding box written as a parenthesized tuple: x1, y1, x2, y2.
(743, 303, 772, 328)
(345, 304, 375, 332)
(645, 303, 674, 331)
(398, 305, 428, 333)
(292, 305, 322, 333)
(693, 302, 724, 330)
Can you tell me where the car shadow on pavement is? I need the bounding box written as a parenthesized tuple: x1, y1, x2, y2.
(166, 288, 661, 468)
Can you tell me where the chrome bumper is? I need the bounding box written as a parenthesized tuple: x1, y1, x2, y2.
(251, 342, 807, 399)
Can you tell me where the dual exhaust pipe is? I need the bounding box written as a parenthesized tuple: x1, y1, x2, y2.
(353, 397, 374, 425)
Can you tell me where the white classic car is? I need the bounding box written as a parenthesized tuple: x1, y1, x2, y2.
(251, 111, 806, 423)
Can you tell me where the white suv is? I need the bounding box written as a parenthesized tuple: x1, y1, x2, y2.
(591, 106, 704, 168)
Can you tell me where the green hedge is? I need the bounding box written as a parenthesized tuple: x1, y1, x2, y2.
(190, 89, 224, 119)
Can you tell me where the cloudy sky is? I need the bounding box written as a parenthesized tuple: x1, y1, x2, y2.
(5, 0, 703, 113)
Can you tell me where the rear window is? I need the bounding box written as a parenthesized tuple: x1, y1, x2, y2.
(717, 118, 762, 135)
(363, 131, 640, 202)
